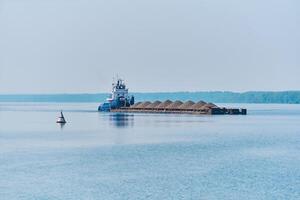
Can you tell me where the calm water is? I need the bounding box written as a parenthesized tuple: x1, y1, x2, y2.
(0, 103, 300, 200)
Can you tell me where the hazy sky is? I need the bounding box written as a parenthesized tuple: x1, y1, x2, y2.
(0, 0, 299, 93)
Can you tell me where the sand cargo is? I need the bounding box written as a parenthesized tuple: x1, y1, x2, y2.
(112, 100, 247, 115)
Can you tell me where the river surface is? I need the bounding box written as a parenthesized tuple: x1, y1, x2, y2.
(0, 103, 300, 200)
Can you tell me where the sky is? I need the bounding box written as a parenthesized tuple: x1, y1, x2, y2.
(0, 0, 299, 94)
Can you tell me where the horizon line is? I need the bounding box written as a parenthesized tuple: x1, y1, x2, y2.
(1, 90, 300, 95)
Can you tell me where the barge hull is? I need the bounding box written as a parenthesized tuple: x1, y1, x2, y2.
(111, 107, 247, 115)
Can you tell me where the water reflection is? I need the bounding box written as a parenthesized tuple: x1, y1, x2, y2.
(58, 123, 66, 130)
(109, 113, 134, 128)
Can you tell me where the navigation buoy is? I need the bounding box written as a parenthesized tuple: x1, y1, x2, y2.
(56, 111, 66, 124)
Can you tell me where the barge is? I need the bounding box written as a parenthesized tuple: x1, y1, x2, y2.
(98, 78, 247, 115)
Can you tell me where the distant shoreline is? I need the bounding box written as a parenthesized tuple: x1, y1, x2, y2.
(0, 91, 299, 104)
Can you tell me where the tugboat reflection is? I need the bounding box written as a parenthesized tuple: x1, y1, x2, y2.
(109, 113, 134, 128)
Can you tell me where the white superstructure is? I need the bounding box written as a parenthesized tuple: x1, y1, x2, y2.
(107, 79, 129, 102)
